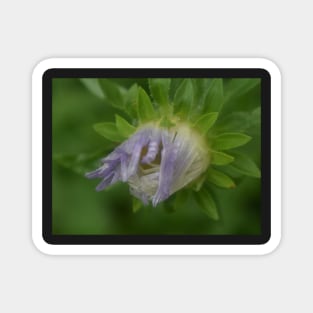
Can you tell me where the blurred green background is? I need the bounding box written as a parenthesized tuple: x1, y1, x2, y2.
(52, 78, 261, 235)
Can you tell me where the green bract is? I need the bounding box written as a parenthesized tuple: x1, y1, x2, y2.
(63, 78, 261, 220)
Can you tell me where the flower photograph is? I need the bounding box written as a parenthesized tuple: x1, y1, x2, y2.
(52, 77, 261, 235)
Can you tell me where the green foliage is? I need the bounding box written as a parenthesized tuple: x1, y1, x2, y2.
(215, 107, 261, 133)
(98, 79, 126, 110)
(115, 114, 136, 138)
(191, 79, 211, 108)
(212, 132, 252, 150)
(80, 78, 104, 99)
(93, 122, 125, 142)
(250, 107, 261, 130)
(229, 152, 261, 178)
(149, 78, 171, 114)
(124, 84, 139, 118)
(192, 174, 207, 192)
(210, 151, 234, 166)
(225, 78, 260, 101)
(174, 190, 190, 211)
(216, 112, 251, 133)
(132, 197, 143, 213)
(203, 78, 224, 113)
(174, 79, 194, 117)
(137, 87, 157, 122)
(53, 150, 110, 175)
(222, 78, 261, 113)
(207, 168, 236, 189)
(193, 186, 219, 220)
(193, 112, 218, 135)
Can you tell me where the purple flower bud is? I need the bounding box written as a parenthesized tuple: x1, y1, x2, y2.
(86, 124, 210, 207)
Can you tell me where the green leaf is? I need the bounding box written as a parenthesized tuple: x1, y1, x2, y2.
(115, 114, 136, 138)
(137, 87, 157, 122)
(211, 151, 234, 165)
(212, 132, 251, 150)
(193, 112, 218, 135)
(194, 188, 219, 220)
(215, 107, 261, 133)
(173, 79, 193, 116)
(132, 197, 143, 213)
(192, 175, 207, 192)
(93, 122, 124, 142)
(80, 78, 104, 99)
(203, 79, 223, 113)
(215, 112, 251, 133)
(191, 79, 211, 107)
(219, 164, 245, 179)
(148, 78, 171, 113)
(226, 78, 260, 100)
(125, 84, 139, 118)
(169, 78, 184, 100)
(250, 107, 261, 129)
(207, 168, 235, 188)
(53, 149, 112, 176)
(98, 79, 126, 110)
(229, 152, 261, 178)
(174, 190, 190, 210)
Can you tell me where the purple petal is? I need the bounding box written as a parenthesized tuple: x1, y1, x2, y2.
(152, 134, 177, 207)
(95, 172, 115, 191)
(85, 169, 103, 179)
(87, 153, 123, 189)
(141, 139, 159, 164)
(120, 154, 128, 182)
(127, 131, 150, 178)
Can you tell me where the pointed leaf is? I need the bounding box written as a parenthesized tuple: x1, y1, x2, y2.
(173, 79, 193, 116)
(174, 190, 190, 210)
(207, 168, 235, 188)
(194, 112, 218, 135)
(211, 151, 234, 165)
(93, 122, 124, 142)
(191, 78, 211, 107)
(192, 175, 207, 192)
(80, 78, 104, 99)
(218, 164, 245, 179)
(169, 78, 184, 100)
(212, 132, 251, 150)
(132, 197, 143, 213)
(148, 78, 171, 113)
(226, 78, 260, 100)
(229, 152, 261, 178)
(194, 189, 219, 220)
(98, 79, 125, 110)
(115, 114, 136, 138)
(125, 84, 139, 118)
(203, 79, 223, 113)
(53, 149, 113, 176)
(215, 112, 251, 133)
(250, 107, 261, 129)
(137, 87, 157, 122)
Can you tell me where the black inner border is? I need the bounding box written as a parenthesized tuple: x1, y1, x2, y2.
(43, 68, 271, 245)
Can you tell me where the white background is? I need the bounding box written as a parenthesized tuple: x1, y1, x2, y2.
(0, 0, 310, 312)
